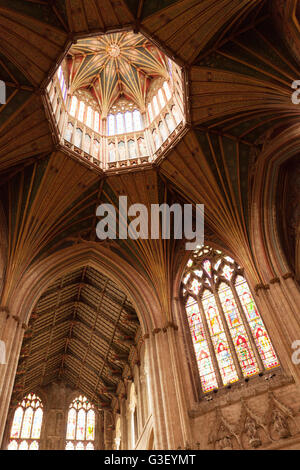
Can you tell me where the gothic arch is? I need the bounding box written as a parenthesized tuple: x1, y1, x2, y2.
(8, 245, 163, 334)
(250, 123, 300, 281)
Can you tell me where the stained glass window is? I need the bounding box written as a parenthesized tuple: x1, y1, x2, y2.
(8, 393, 43, 450)
(133, 110, 142, 131)
(182, 246, 279, 394)
(78, 101, 85, 122)
(86, 106, 93, 128)
(70, 96, 78, 117)
(163, 81, 172, 100)
(65, 395, 95, 450)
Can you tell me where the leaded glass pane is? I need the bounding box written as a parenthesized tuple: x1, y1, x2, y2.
(182, 247, 280, 393)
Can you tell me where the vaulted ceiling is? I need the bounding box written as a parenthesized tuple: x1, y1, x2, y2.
(68, 31, 169, 114)
(0, 0, 299, 410)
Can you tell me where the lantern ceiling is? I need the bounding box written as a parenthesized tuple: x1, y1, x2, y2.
(67, 31, 170, 116)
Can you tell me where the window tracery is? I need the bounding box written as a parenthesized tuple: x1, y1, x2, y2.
(182, 247, 279, 393)
(8, 393, 43, 450)
(65, 395, 95, 450)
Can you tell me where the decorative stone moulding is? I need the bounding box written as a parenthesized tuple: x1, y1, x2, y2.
(43, 29, 189, 175)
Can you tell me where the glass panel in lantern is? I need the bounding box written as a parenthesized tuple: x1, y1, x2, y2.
(84, 134, 91, 153)
(133, 110, 142, 131)
(125, 111, 133, 133)
(70, 96, 77, 117)
(152, 96, 160, 116)
(148, 103, 153, 122)
(128, 140, 136, 158)
(94, 112, 100, 133)
(158, 121, 168, 142)
(78, 101, 85, 122)
(138, 138, 147, 156)
(165, 113, 175, 133)
(158, 89, 165, 108)
(163, 81, 171, 100)
(74, 128, 83, 148)
(108, 114, 115, 136)
(118, 141, 126, 160)
(116, 113, 125, 134)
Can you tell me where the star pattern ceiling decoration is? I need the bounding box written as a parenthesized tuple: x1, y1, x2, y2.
(68, 31, 170, 116)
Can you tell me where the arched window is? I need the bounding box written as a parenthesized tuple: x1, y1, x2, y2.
(165, 113, 175, 133)
(163, 81, 171, 100)
(94, 112, 100, 133)
(158, 88, 165, 108)
(74, 128, 83, 148)
(133, 110, 143, 131)
(118, 141, 126, 160)
(78, 101, 85, 122)
(138, 137, 146, 156)
(158, 121, 168, 142)
(125, 111, 133, 133)
(70, 96, 78, 117)
(86, 106, 93, 128)
(93, 139, 100, 159)
(83, 134, 91, 153)
(128, 139, 136, 158)
(171, 105, 181, 125)
(65, 395, 95, 450)
(148, 103, 154, 123)
(8, 393, 43, 450)
(65, 122, 73, 142)
(108, 142, 115, 162)
(108, 114, 115, 136)
(116, 113, 125, 134)
(152, 96, 160, 116)
(182, 246, 279, 394)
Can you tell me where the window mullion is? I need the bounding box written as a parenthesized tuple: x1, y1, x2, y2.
(231, 282, 264, 372)
(214, 289, 243, 380)
(197, 297, 223, 388)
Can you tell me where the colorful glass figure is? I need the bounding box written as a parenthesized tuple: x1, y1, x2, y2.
(65, 396, 96, 450)
(183, 247, 279, 393)
(8, 393, 43, 450)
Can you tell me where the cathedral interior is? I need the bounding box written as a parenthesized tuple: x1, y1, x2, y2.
(0, 0, 300, 451)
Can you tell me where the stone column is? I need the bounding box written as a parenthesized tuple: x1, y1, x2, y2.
(146, 324, 192, 449)
(0, 309, 25, 446)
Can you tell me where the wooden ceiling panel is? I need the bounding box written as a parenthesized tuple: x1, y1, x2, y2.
(12, 266, 140, 409)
